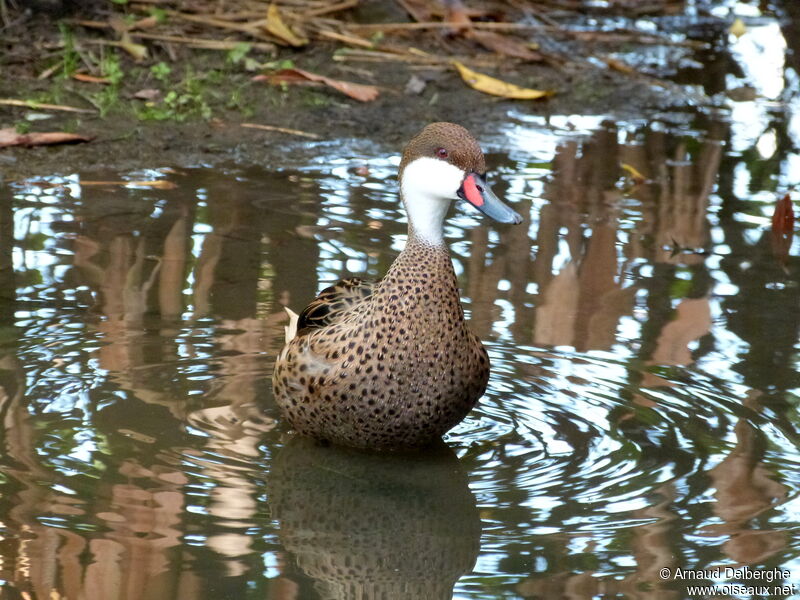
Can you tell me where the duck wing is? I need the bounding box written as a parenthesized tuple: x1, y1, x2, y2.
(296, 277, 377, 333)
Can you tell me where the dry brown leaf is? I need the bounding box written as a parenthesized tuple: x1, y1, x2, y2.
(452, 62, 553, 99)
(253, 69, 379, 102)
(465, 30, 544, 61)
(0, 127, 93, 148)
(73, 73, 111, 84)
(443, 0, 471, 32)
(264, 4, 308, 47)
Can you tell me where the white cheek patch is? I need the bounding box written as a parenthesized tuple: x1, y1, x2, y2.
(400, 157, 466, 245)
(401, 157, 465, 201)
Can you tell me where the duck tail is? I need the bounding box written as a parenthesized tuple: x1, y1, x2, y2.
(284, 307, 300, 343)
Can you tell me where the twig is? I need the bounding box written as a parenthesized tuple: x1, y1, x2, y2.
(332, 48, 502, 68)
(241, 123, 321, 139)
(315, 29, 373, 48)
(133, 32, 275, 51)
(0, 98, 95, 114)
(164, 9, 275, 42)
(82, 34, 275, 52)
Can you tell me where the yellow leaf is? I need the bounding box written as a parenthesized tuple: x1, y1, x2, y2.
(265, 4, 308, 47)
(729, 17, 746, 38)
(621, 162, 646, 184)
(119, 32, 148, 62)
(452, 61, 553, 100)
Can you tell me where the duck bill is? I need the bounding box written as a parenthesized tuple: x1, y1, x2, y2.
(457, 173, 522, 224)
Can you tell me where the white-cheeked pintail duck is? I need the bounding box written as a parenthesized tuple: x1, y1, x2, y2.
(272, 122, 522, 449)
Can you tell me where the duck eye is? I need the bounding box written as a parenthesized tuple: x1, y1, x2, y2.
(436, 147, 448, 159)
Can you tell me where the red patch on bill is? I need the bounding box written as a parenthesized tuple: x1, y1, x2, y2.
(462, 174, 484, 207)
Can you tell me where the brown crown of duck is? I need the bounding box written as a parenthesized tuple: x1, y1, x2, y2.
(399, 122, 486, 178)
(272, 122, 522, 450)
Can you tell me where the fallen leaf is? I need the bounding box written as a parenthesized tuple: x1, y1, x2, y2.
(132, 88, 161, 101)
(0, 127, 93, 148)
(452, 62, 553, 100)
(465, 30, 544, 61)
(264, 3, 308, 47)
(771, 194, 795, 264)
(443, 0, 471, 32)
(621, 162, 647, 184)
(772, 193, 795, 235)
(119, 32, 149, 61)
(253, 69, 379, 102)
(73, 73, 111, 84)
(729, 17, 746, 38)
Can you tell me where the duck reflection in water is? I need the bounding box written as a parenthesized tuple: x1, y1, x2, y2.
(268, 438, 481, 599)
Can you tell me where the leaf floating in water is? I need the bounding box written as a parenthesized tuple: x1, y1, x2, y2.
(771, 193, 795, 264)
(265, 3, 308, 47)
(729, 17, 747, 38)
(452, 62, 553, 99)
(0, 127, 93, 148)
(253, 69, 379, 102)
(772, 193, 795, 235)
(621, 162, 647, 185)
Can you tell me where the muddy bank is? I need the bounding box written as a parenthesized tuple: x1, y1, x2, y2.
(0, 2, 721, 177)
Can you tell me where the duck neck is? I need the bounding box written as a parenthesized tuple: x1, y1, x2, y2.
(401, 186, 452, 248)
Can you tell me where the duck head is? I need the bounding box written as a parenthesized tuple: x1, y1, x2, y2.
(398, 122, 522, 245)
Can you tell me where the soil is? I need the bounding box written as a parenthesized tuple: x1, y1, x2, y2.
(0, 1, 713, 178)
